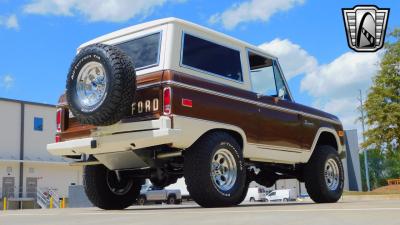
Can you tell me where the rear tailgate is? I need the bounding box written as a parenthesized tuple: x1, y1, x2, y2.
(57, 71, 164, 141)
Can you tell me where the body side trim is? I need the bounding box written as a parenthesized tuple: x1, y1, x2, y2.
(248, 143, 306, 153)
(156, 80, 341, 125)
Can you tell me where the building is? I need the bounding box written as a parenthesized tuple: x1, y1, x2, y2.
(0, 98, 82, 204)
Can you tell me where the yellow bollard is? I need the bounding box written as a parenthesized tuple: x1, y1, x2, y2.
(63, 197, 66, 208)
(3, 197, 6, 211)
(49, 196, 53, 209)
(60, 198, 65, 208)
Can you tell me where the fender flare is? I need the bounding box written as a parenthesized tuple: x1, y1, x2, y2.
(308, 127, 342, 159)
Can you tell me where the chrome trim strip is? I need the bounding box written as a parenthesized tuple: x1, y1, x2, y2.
(137, 82, 161, 90)
(249, 143, 308, 152)
(136, 80, 341, 125)
(163, 80, 341, 125)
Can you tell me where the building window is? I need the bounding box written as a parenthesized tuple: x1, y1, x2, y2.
(181, 33, 243, 82)
(34, 117, 43, 131)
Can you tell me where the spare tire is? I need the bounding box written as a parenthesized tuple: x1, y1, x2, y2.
(66, 44, 136, 126)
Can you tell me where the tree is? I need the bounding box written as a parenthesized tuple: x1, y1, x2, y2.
(363, 29, 400, 154)
(359, 149, 392, 191)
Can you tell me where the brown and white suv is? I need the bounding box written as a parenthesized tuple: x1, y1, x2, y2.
(48, 18, 346, 209)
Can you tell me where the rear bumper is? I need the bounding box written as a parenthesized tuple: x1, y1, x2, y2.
(47, 116, 179, 156)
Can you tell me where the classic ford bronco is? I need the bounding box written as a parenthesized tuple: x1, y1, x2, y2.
(47, 18, 345, 209)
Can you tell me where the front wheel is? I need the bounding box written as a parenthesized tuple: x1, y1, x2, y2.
(137, 195, 146, 205)
(84, 165, 144, 210)
(167, 195, 177, 205)
(303, 145, 344, 203)
(184, 132, 246, 207)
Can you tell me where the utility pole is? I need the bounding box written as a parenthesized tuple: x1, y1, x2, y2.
(358, 89, 370, 191)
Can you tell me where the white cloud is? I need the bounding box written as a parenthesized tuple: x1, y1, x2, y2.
(209, 0, 304, 30)
(259, 38, 318, 80)
(0, 14, 19, 30)
(0, 74, 15, 89)
(320, 97, 361, 130)
(258, 38, 381, 131)
(300, 51, 381, 130)
(24, 0, 182, 22)
(300, 52, 380, 98)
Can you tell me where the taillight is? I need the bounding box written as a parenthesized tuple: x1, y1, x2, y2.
(163, 87, 172, 115)
(56, 108, 62, 132)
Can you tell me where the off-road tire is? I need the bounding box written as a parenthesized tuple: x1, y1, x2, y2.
(303, 145, 344, 203)
(66, 44, 136, 126)
(84, 165, 143, 210)
(184, 132, 246, 207)
(235, 177, 250, 205)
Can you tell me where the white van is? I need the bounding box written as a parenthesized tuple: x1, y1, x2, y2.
(244, 187, 267, 202)
(265, 189, 296, 202)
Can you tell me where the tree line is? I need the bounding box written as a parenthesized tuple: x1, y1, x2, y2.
(360, 29, 400, 190)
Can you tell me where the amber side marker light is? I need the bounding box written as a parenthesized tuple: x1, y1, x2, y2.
(338, 130, 344, 137)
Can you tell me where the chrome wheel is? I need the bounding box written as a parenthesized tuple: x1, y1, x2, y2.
(106, 171, 133, 196)
(211, 148, 237, 192)
(76, 62, 107, 111)
(324, 159, 340, 191)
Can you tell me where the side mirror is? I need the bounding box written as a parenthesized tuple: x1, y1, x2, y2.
(278, 88, 286, 100)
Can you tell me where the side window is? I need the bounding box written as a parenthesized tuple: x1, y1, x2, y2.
(181, 34, 243, 81)
(34, 117, 43, 131)
(248, 52, 276, 96)
(248, 51, 291, 101)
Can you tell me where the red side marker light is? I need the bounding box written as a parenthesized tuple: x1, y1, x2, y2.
(182, 98, 192, 108)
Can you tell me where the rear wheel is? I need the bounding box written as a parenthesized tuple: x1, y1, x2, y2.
(84, 165, 144, 210)
(184, 132, 246, 207)
(303, 145, 344, 203)
(249, 197, 255, 202)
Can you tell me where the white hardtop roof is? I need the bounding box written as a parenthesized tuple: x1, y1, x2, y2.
(79, 17, 277, 59)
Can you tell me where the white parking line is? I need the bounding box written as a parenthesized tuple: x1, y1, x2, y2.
(3, 207, 399, 217)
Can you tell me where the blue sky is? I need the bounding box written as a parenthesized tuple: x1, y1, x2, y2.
(0, 0, 398, 130)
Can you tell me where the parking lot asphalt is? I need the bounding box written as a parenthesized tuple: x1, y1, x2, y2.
(1, 199, 400, 225)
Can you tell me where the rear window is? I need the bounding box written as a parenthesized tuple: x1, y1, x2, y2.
(117, 32, 161, 70)
(181, 34, 243, 82)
